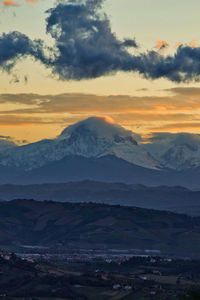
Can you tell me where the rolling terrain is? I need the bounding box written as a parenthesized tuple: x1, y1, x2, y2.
(1, 199, 200, 256)
(1, 180, 200, 215)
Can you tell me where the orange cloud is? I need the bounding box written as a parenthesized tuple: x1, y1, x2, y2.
(94, 116, 115, 124)
(151, 122, 200, 132)
(1, 88, 200, 142)
(3, 0, 16, 6)
(174, 41, 199, 49)
(175, 42, 183, 48)
(1, 0, 37, 6)
(189, 39, 197, 48)
(156, 40, 169, 50)
(2, 92, 200, 115)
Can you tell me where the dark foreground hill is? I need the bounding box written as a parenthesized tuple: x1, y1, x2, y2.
(1, 180, 200, 216)
(0, 252, 87, 299)
(1, 199, 200, 256)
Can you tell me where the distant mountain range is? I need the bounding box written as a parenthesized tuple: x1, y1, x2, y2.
(1, 199, 200, 256)
(1, 180, 200, 216)
(1, 117, 200, 188)
(0, 117, 159, 170)
(144, 132, 200, 170)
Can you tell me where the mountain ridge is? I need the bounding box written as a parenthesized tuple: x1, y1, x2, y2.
(0, 179, 200, 216)
(1, 117, 200, 187)
(0, 117, 160, 170)
(0, 154, 200, 189)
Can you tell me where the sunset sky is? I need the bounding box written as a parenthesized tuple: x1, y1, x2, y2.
(1, 0, 200, 144)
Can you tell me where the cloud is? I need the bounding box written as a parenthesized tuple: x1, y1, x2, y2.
(156, 40, 169, 50)
(1, 0, 37, 6)
(0, 0, 37, 7)
(166, 87, 200, 96)
(190, 39, 197, 48)
(2, 91, 200, 114)
(1, 90, 200, 126)
(136, 88, 149, 92)
(146, 132, 176, 142)
(147, 131, 200, 141)
(0, 31, 47, 72)
(175, 42, 183, 48)
(152, 122, 200, 131)
(1, 89, 200, 142)
(44, 0, 139, 80)
(143, 132, 200, 147)
(3, 0, 17, 6)
(122, 39, 138, 48)
(1, 0, 200, 82)
(0, 114, 58, 125)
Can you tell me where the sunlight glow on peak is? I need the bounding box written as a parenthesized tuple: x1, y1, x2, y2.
(94, 116, 115, 124)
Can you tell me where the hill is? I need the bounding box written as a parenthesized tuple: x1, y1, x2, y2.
(1, 199, 200, 256)
(1, 180, 200, 215)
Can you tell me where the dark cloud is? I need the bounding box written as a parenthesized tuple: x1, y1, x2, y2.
(0, 31, 32, 72)
(122, 39, 138, 48)
(45, 0, 139, 79)
(0, 31, 47, 72)
(1, 0, 200, 82)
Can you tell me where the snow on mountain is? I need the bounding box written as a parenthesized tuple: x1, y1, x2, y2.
(59, 116, 141, 141)
(60, 116, 159, 169)
(0, 116, 160, 170)
(144, 133, 200, 170)
(1, 118, 200, 172)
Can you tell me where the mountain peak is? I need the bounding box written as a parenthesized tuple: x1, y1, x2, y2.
(55, 116, 159, 169)
(58, 116, 137, 141)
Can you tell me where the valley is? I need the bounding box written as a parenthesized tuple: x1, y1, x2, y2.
(0, 246, 200, 299)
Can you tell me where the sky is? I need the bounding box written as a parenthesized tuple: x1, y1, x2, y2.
(1, 0, 200, 143)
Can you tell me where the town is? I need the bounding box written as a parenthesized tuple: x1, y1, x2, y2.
(0, 248, 199, 299)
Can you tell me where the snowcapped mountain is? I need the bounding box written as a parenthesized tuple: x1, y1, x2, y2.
(0, 117, 160, 170)
(144, 133, 200, 170)
(1, 117, 200, 173)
